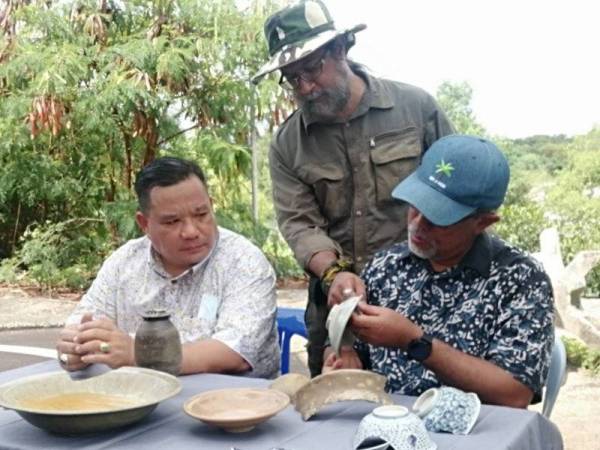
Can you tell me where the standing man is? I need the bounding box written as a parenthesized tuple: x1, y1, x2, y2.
(252, 0, 454, 376)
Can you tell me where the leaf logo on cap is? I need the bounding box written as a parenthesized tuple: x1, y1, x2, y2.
(435, 160, 454, 177)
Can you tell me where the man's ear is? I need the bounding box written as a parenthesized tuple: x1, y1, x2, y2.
(475, 212, 500, 233)
(135, 211, 149, 234)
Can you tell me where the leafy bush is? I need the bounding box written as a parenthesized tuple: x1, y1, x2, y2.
(562, 336, 589, 367)
(583, 350, 600, 377)
(0, 219, 111, 291)
(495, 202, 547, 254)
(562, 336, 600, 376)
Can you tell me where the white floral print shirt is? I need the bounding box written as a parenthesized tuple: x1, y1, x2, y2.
(67, 227, 280, 378)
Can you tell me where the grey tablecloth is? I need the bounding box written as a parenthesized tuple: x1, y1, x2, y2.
(0, 361, 563, 450)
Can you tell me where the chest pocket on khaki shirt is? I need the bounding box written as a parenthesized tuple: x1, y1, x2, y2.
(301, 163, 347, 221)
(370, 127, 422, 205)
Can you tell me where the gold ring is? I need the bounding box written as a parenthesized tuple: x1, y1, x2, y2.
(99, 341, 111, 353)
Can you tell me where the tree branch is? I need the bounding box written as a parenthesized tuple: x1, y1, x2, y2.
(157, 123, 200, 146)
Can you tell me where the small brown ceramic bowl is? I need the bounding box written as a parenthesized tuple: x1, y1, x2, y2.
(184, 387, 290, 432)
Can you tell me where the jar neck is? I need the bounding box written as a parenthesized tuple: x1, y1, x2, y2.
(142, 315, 170, 321)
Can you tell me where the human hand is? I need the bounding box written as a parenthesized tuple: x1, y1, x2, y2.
(350, 302, 421, 348)
(74, 316, 135, 369)
(327, 272, 366, 308)
(321, 345, 363, 374)
(56, 313, 94, 371)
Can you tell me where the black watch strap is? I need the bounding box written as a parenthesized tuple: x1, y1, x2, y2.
(407, 333, 434, 362)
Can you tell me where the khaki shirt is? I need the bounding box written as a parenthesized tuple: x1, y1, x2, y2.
(269, 72, 454, 273)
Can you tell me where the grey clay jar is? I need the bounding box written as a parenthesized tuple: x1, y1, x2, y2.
(134, 310, 182, 376)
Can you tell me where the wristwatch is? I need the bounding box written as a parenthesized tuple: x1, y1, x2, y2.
(406, 333, 434, 362)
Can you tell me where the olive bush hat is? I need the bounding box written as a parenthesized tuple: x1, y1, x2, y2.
(391, 135, 510, 226)
(251, 0, 365, 84)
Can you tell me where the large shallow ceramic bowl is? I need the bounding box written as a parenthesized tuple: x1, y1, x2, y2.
(184, 387, 290, 432)
(0, 366, 181, 434)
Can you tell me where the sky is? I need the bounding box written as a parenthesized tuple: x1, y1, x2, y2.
(323, 0, 600, 138)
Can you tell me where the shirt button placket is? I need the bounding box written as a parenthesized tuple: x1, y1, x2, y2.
(345, 120, 367, 272)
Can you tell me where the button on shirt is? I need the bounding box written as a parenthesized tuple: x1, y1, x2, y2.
(357, 233, 554, 401)
(269, 71, 454, 273)
(67, 227, 279, 378)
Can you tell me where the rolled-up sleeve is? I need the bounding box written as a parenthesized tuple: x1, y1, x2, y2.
(269, 140, 342, 269)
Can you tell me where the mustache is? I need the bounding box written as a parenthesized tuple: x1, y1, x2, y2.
(296, 90, 324, 102)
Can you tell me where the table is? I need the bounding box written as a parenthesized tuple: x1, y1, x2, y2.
(0, 361, 563, 450)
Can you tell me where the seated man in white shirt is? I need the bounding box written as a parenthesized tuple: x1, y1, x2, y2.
(56, 157, 279, 377)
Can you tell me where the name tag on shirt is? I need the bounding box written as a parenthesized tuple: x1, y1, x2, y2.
(198, 294, 220, 321)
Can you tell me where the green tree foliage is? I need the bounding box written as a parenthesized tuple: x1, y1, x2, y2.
(544, 129, 600, 293)
(0, 0, 301, 289)
(495, 127, 600, 294)
(503, 135, 571, 175)
(436, 81, 486, 136)
(494, 202, 547, 253)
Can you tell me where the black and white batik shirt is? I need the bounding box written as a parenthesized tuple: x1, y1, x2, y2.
(356, 233, 554, 402)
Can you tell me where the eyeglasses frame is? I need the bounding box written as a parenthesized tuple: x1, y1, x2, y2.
(278, 49, 330, 90)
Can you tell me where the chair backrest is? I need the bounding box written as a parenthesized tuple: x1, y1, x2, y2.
(542, 334, 567, 418)
(276, 307, 308, 375)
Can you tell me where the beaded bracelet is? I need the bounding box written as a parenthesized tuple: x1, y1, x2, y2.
(320, 257, 353, 295)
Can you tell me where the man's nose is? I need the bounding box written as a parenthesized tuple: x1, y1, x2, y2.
(180, 218, 199, 238)
(296, 77, 316, 95)
(413, 211, 434, 230)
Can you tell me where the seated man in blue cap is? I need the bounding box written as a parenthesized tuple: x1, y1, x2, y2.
(323, 135, 555, 408)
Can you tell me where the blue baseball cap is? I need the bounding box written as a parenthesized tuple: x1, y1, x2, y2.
(391, 135, 510, 226)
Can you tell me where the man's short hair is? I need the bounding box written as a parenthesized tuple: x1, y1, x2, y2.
(134, 157, 207, 213)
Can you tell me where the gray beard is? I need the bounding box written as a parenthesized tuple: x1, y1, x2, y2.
(407, 224, 438, 260)
(296, 64, 350, 121)
(408, 238, 437, 260)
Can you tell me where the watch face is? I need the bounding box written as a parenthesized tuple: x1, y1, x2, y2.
(408, 335, 432, 362)
(412, 343, 429, 361)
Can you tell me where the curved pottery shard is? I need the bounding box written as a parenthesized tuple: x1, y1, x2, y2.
(294, 369, 393, 421)
(269, 373, 310, 403)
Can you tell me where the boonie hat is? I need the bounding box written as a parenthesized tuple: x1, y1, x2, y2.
(251, 0, 366, 84)
(391, 135, 510, 226)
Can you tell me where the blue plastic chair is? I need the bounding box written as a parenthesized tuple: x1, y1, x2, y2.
(276, 307, 308, 374)
(542, 334, 567, 418)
